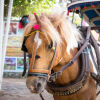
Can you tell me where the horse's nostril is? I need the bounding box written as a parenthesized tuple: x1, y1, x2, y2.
(37, 82, 41, 88)
(35, 55, 40, 59)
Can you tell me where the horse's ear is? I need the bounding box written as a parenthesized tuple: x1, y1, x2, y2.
(53, 11, 66, 28)
(28, 13, 36, 23)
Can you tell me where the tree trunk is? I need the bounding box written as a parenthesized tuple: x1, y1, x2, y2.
(0, 0, 4, 90)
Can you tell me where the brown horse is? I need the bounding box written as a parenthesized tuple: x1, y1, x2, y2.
(22, 9, 96, 100)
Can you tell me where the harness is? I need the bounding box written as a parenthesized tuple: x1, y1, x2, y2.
(21, 26, 100, 96)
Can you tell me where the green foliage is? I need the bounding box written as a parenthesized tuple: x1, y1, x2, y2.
(12, 0, 55, 17)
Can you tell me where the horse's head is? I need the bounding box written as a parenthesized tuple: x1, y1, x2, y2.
(22, 11, 81, 94)
(21, 13, 63, 93)
(25, 32, 60, 93)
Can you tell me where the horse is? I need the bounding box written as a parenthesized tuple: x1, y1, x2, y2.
(21, 8, 96, 100)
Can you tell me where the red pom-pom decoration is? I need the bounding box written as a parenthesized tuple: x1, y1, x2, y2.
(70, 9, 73, 12)
(34, 12, 36, 15)
(19, 22, 23, 29)
(33, 24, 40, 30)
(92, 5, 95, 8)
(75, 8, 77, 10)
(84, 6, 87, 9)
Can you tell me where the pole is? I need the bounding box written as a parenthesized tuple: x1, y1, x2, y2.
(72, 10, 75, 23)
(1, 0, 13, 89)
(0, 0, 4, 90)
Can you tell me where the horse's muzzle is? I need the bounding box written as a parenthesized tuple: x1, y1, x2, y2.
(26, 77, 46, 93)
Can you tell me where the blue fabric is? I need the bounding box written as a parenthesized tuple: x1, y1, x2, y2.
(94, 20, 100, 26)
(84, 10, 98, 20)
(25, 19, 29, 23)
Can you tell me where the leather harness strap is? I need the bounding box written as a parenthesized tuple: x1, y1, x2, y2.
(29, 69, 50, 74)
(28, 42, 37, 73)
(48, 42, 58, 72)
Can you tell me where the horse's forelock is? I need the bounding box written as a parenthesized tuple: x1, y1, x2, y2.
(39, 14, 62, 45)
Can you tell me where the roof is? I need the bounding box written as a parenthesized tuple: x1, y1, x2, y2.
(67, 0, 100, 26)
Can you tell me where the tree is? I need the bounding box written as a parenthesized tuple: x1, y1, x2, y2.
(4, 0, 55, 17)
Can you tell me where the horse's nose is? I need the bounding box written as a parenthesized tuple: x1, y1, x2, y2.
(34, 81, 42, 92)
(26, 77, 46, 93)
(29, 79, 43, 93)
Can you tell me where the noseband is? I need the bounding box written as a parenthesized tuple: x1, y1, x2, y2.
(21, 30, 58, 79)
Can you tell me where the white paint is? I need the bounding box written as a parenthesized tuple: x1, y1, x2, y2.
(34, 32, 42, 49)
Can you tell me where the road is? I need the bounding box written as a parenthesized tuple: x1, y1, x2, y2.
(0, 78, 100, 100)
(0, 78, 53, 100)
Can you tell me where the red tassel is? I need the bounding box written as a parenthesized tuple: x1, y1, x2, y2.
(33, 24, 40, 30)
(92, 5, 95, 8)
(84, 6, 87, 9)
(70, 9, 73, 12)
(19, 22, 23, 29)
(33, 12, 36, 15)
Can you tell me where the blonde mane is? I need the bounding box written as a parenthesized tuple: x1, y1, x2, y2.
(23, 8, 82, 54)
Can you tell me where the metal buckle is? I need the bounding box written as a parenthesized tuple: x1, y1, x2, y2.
(49, 71, 62, 82)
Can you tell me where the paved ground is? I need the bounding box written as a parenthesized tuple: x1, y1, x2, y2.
(0, 78, 53, 100)
(0, 78, 100, 100)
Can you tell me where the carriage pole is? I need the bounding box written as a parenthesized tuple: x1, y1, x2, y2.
(0, 0, 4, 90)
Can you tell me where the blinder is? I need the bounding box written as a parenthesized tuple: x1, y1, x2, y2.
(21, 37, 28, 52)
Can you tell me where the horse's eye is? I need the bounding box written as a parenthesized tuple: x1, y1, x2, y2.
(35, 55, 40, 59)
(48, 42, 53, 49)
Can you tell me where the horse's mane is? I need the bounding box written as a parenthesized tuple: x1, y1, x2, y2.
(23, 8, 82, 54)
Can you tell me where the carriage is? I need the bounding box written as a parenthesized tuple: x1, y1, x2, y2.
(20, 0, 100, 100)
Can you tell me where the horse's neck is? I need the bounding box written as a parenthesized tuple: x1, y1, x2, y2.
(53, 48, 80, 85)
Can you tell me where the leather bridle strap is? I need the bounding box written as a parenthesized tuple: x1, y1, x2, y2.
(28, 42, 37, 73)
(49, 27, 91, 81)
(48, 42, 57, 71)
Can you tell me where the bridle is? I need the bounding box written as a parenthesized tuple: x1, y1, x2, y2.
(21, 30, 58, 79)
